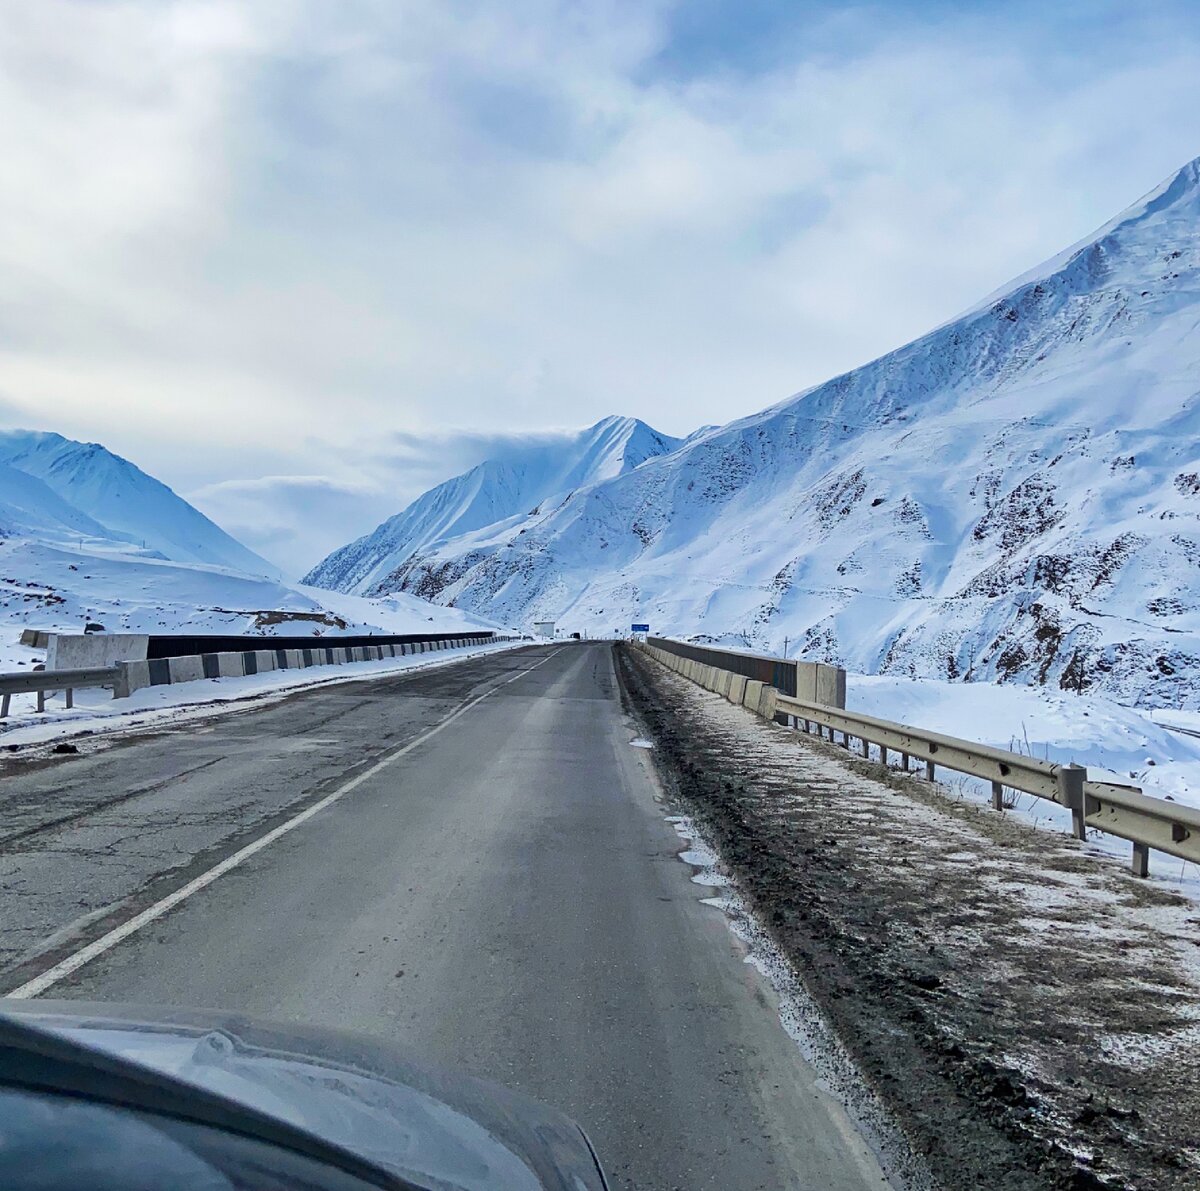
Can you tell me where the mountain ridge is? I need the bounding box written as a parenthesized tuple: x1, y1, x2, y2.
(318, 156, 1200, 707)
(0, 429, 275, 575)
(303, 415, 684, 593)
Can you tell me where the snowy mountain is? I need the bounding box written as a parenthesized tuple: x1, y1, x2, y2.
(0, 458, 118, 543)
(0, 431, 274, 574)
(0, 537, 499, 657)
(0, 429, 500, 649)
(304, 416, 683, 594)
(354, 157, 1200, 707)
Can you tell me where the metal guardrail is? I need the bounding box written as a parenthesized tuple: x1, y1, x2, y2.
(777, 694, 1200, 876)
(0, 667, 120, 717)
(639, 643, 1199, 878)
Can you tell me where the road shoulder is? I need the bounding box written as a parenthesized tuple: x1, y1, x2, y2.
(618, 644, 1200, 1191)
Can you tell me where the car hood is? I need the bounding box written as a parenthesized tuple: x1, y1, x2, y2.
(0, 1000, 606, 1191)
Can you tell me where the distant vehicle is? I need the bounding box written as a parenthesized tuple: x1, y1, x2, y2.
(570, 632, 581, 640)
(0, 1001, 609, 1190)
(533, 621, 555, 638)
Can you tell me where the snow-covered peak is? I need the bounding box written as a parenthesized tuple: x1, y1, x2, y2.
(958, 153, 1200, 322)
(0, 429, 274, 575)
(304, 416, 683, 594)
(357, 158, 1200, 708)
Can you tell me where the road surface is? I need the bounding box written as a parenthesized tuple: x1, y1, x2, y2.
(0, 643, 890, 1190)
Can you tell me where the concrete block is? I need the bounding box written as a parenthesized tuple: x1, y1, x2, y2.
(796, 660, 847, 709)
(285, 649, 303, 669)
(114, 660, 151, 699)
(254, 650, 277, 673)
(757, 686, 778, 721)
(168, 655, 205, 685)
(815, 663, 847, 710)
(47, 633, 149, 671)
(743, 679, 764, 709)
(217, 653, 244, 678)
(728, 675, 747, 704)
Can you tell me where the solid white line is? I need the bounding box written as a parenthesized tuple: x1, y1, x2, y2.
(6, 647, 564, 1000)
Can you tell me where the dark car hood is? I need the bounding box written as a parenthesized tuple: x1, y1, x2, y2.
(0, 1000, 606, 1191)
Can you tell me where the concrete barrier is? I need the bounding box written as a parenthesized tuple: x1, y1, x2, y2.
(168, 656, 205, 684)
(48, 633, 149, 671)
(758, 685, 778, 721)
(798, 661, 847, 709)
(100, 634, 514, 704)
(115, 660, 152, 698)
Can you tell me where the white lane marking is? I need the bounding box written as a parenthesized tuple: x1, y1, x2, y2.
(7, 647, 564, 999)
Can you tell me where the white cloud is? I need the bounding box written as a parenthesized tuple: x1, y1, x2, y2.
(1, 0, 1198, 566)
(188, 473, 392, 579)
(186, 423, 598, 573)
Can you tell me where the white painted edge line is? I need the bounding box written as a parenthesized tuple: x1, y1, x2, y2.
(6, 646, 564, 999)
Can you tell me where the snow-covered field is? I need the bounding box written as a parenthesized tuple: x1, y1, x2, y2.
(0, 638, 525, 750)
(0, 538, 501, 672)
(850, 673, 1200, 890)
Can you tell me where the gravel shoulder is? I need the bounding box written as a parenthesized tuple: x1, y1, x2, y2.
(619, 644, 1200, 1191)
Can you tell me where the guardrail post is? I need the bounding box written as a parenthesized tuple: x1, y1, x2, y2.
(1131, 841, 1150, 878)
(0, 693, 8, 718)
(925, 759, 935, 781)
(1059, 764, 1088, 840)
(991, 781, 1003, 810)
(879, 745, 888, 766)
(65, 688, 73, 709)
(36, 690, 45, 713)
(901, 752, 909, 771)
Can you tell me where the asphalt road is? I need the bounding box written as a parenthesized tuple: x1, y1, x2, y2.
(0, 643, 889, 1190)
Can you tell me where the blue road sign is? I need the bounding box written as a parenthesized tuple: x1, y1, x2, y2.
(631, 623, 650, 632)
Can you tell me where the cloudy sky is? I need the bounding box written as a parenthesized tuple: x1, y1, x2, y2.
(2, 0, 1199, 575)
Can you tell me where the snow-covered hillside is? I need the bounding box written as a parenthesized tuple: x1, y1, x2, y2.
(0, 430, 273, 574)
(0, 430, 499, 655)
(351, 158, 1200, 708)
(0, 538, 498, 661)
(304, 416, 682, 594)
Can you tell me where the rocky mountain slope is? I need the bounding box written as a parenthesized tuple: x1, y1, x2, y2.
(319, 158, 1200, 707)
(304, 416, 683, 594)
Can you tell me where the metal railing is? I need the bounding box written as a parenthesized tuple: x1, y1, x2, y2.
(639, 643, 1199, 878)
(0, 667, 120, 717)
